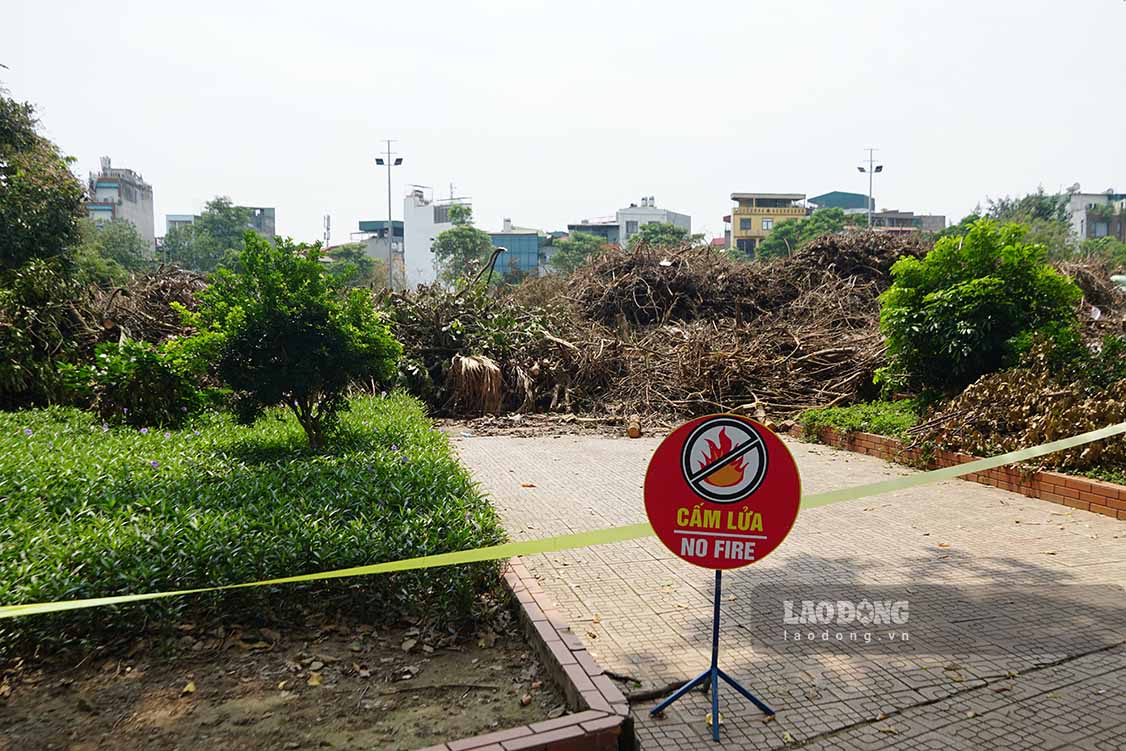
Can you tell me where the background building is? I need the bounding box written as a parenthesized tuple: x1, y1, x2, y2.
(567, 196, 690, 248)
(566, 217, 620, 246)
(163, 205, 277, 239)
(353, 219, 406, 288)
(617, 196, 691, 246)
(868, 209, 946, 234)
(729, 192, 806, 256)
(403, 187, 470, 287)
(86, 156, 155, 250)
(808, 190, 873, 212)
(244, 207, 276, 238)
(489, 219, 549, 279)
(1067, 190, 1126, 241)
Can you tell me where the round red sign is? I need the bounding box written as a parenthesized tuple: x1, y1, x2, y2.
(644, 414, 801, 570)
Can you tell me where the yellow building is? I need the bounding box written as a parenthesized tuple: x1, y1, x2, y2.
(730, 193, 806, 257)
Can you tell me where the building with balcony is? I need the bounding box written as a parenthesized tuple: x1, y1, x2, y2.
(86, 156, 155, 250)
(730, 193, 806, 257)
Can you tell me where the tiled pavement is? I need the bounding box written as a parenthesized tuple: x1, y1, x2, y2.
(454, 433, 1126, 750)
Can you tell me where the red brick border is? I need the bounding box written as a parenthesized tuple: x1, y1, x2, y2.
(417, 560, 634, 751)
(790, 426, 1126, 521)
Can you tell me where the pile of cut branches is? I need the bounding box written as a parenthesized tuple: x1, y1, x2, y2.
(921, 340, 1126, 472)
(79, 266, 207, 351)
(390, 232, 927, 419)
(554, 231, 924, 417)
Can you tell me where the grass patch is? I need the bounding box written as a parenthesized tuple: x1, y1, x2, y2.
(1076, 465, 1126, 487)
(799, 400, 920, 440)
(0, 394, 504, 655)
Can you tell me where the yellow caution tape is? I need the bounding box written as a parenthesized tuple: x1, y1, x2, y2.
(2, 421, 1123, 620)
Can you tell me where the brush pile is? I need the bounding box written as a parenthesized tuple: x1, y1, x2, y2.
(78, 266, 207, 351)
(390, 231, 928, 418)
(562, 232, 925, 416)
(921, 341, 1126, 472)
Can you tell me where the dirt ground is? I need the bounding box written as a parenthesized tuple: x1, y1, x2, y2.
(0, 616, 566, 751)
(438, 412, 670, 439)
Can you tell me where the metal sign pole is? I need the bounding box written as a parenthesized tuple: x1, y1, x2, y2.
(650, 571, 775, 741)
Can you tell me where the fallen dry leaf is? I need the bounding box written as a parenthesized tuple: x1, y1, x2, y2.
(181, 681, 196, 695)
(401, 638, 417, 652)
(591, 613, 601, 624)
(520, 483, 536, 488)
(520, 693, 532, 706)
(306, 672, 323, 687)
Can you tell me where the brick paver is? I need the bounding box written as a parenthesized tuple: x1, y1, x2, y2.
(455, 433, 1126, 750)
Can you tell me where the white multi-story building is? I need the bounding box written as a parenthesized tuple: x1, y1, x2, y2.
(1066, 190, 1126, 242)
(616, 196, 691, 247)
(402, 188, 471, 287)
(86, 156, 156, 250)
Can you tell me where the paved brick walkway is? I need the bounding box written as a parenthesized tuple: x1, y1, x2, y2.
(455, 433, 1126, 750)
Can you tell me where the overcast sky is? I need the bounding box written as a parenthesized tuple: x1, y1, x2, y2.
(7, 0, 1125, 242)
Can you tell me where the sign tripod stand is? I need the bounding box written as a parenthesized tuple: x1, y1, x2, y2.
(650, 570, 774, 741)
(643, 414, 801, 742)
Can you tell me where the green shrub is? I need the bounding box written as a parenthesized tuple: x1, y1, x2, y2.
(799, 400, 920, 440)
(0, 394, 505, 655)
(879, 219, 1081, 393)
(0, 258, 85, 408)
(184, 234, 403, 449)
(57, 339, 211, 427)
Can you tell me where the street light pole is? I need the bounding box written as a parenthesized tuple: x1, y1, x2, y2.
(857, 148, 883, 228)
(375, 141, 403, 290)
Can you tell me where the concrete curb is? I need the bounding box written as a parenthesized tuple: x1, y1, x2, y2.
(416, 560, 634, 751)
(790, 425, 1126, 521)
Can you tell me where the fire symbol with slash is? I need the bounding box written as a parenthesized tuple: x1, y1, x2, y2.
(680, 416, 768, 503)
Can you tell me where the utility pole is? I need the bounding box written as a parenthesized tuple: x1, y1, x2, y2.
(376, 141, 403, 290)
(857, 148, 883, 228)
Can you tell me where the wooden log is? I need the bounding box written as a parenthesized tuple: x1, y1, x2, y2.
(627, 414, 642, 438)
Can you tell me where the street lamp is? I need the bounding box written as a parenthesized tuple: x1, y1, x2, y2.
(857, 148, 883, 228)
(375, 141, 403, 290)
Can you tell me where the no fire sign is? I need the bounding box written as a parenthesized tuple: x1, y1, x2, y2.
(644, 414, 801, 569)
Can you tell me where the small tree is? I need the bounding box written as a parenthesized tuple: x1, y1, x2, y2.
(98, 219, 150, 270)
(164, 197, 257, 272)
(326, 242, 383, 288)
(879, 219, 1081, 393)
(187, 233, 402, 449)
(549, 231, 610, 274)
(432, 205, 492, 285)
(626, 222, 703, 250)
(757, 208, 846, 259)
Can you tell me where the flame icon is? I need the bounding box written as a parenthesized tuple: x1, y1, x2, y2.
(697, 428, 746, 487)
